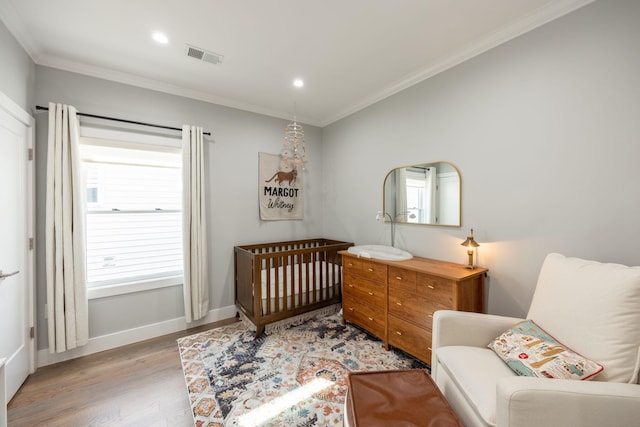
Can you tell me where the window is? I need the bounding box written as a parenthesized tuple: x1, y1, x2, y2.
(405, 167, 437, 224)
(405, 169, 431, 224)
(79, 129, 183, 297)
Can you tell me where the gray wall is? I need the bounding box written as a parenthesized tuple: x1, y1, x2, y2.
(33, 67, 325, 349)
(0, 18, 34, 111)
(8, 0, 640, 350)
(322, 0, 640, 318)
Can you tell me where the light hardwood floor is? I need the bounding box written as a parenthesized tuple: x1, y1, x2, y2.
(7, 318, 238, 427)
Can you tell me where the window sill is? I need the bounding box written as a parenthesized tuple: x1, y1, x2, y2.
(87, 275, 183, 300)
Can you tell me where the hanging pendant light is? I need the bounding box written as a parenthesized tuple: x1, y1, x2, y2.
(281, 104, 307, 171)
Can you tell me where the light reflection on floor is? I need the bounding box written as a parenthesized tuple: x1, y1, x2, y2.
(237, 378, 335, 427)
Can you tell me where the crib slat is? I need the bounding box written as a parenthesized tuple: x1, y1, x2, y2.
(313, 251, 318, 303)
(274, 256, 280, 313)
(323, 251, 328, 300)
(283, 254, 288, 312)
(325, 251, 331, 300)
(296, 255, 302, 307)
(316, 251, 321, 303)
(302, 252, 307, 306)
(265, 257, 271, 315)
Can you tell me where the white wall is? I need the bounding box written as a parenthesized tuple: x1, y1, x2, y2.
(34, 67, 325, 351)
(322, 0, 640, 317)
(0, 18, 34, 112)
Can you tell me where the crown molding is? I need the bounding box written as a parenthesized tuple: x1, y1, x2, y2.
(3, 0, 595, 128)
(35, 54, 322, 127)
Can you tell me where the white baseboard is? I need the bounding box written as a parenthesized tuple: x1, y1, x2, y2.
(37, 305, 237, 367)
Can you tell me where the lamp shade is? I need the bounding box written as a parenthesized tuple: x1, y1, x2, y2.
(461, 229, 479, 248)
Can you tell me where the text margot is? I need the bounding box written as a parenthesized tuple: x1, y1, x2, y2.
(264, 186, 298, 213)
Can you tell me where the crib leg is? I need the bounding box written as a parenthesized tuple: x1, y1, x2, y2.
(255, 325, 265, 339)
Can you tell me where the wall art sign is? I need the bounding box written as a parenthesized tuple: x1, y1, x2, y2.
(259, 152, 303, 220)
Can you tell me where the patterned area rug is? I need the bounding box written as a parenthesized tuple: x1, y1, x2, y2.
(177, 314, 427, 426)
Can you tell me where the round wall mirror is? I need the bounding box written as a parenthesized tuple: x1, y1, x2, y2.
(383, 161, 461, 227)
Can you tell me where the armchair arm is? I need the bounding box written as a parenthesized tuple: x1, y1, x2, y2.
(496, 377, 640, 427)
(432, 310, 524, 349)
(431, 310, 523, 379)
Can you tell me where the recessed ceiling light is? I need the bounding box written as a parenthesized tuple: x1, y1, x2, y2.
(152, 32, 169, 44)
(293, 79, 304, 88)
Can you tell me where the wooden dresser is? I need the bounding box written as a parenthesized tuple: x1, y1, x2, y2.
(340, 252, 487, 365)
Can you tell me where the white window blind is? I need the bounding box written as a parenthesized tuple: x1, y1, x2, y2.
(406, 170, 427, 224)
(80, 134, 183, 288)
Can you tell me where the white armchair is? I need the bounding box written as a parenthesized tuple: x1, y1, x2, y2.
(431, 253, 640, 427)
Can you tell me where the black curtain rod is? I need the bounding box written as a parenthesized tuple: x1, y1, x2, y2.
(35, 105, 211, 136)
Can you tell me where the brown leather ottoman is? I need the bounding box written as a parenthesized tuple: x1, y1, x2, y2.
(344, 369, 463, 427)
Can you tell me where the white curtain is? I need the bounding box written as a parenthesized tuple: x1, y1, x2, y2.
(394, 168, 408, 219)
(425, 167, 437, 224)
(45, 102, 88, 353)
(182, 125, 209, 323)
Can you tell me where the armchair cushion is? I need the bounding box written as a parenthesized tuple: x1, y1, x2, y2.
(488, 319, 604, 380)
(527, 253, 640, 383)
(496, 376, 640, 426)
(437, 346, 516, 426)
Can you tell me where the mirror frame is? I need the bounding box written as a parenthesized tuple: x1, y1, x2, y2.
(382, 161, 461, 227)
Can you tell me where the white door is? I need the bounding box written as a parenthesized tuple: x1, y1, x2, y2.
(0, 93, 35, 405)
(437, 172, 460, 225)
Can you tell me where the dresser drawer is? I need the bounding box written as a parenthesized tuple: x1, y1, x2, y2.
(417, 274, 454, 306)
(342, 257, 362, 272)
(388, 288, 447, 329)
(343, 256, 387, 283)
(343, 297, 386, 340)
(388, 314, 432, 364)
(359, 259, 387, 283)
(388, 266, 417, 292)
(343, 269, 358, 285)
(343, 276, 386, 310)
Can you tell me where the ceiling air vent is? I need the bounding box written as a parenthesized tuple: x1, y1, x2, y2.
(185, 44, 224, 65)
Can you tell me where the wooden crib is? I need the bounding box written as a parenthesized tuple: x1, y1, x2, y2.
(234, 238, 353, 337)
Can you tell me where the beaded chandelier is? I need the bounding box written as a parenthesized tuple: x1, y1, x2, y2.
(280, 116, 307, 171)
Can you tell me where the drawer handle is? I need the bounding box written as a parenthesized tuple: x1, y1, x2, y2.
(428, 313, 433, 318)
(427, 285, 435, 290)
(348, 262, 353, 267)
(347, 307, 354, 311)
(428, 347, 432, 351)
(368, 317, 374, 321)
(396, 276, 402, 280)
(396, 301, 403, 306)
(348, 284, 354, 288)
(368, 292, 374, 296)
(367, 268, 374, 272)
(395, 331, 402, 336)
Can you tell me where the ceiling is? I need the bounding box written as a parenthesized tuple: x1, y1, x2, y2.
(0, 0, 592, 127)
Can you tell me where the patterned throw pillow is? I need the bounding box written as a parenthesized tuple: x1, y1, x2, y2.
(488, 320, 604, 380)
